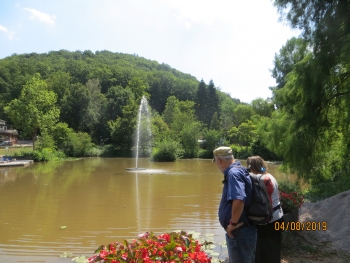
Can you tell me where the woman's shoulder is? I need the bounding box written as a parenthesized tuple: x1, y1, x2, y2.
(265, 173, 279, 185)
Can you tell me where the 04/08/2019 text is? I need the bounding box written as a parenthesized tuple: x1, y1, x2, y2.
(274, 221, 327, 231)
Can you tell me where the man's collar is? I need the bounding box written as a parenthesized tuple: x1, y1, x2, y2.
(222, 161, 240, 183)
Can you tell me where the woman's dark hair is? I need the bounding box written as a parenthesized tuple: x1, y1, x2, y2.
(246, 156, 267, 174)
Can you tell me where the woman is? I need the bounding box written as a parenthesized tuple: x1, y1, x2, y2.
(246, 156, 284, 263)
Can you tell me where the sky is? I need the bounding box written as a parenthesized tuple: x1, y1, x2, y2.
(0, 0, 300, 103)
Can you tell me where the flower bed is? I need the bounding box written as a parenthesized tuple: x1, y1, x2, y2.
(280, 191, 304, 214)
(86, 231, 212, 263)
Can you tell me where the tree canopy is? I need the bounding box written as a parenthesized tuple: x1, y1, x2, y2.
(4, 73, 59, 150)
(266, 0, 350, 187)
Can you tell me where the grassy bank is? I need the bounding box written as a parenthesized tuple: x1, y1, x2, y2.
(0, 146, 32, 156)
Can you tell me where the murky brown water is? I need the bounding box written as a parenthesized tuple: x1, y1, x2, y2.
(0, 158, 301, 262)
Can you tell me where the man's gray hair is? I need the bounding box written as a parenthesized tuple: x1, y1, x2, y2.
(216, 155, 234, 161)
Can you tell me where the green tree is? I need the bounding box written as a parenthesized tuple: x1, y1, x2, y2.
(126, 77, 149, 102)
(84, 79, 106, 137)
(233, 104, 254, 126)
(207, 80, 219, 126)
(179, 122, 202, 158)
(203, 129, 221, 152)
(269, 0, 350, 181)
(210, 112, 220, 130)
(46, 71, 71, 106)
(171, 100, 197, 135)
(236, 121, 257, 147)
(219, 94, 238, 132)
(195, 79, 208, 125)
(162, 96, 180, 127)
(108, 93, 137, 151)
(105, 85, 132, 121)
(60, 82, 90, 131)
(4, 73, 59, 150)
(251, 98, 273, 117)
(151, 111, 169, 144)
(50, 122, 94, 157)
(271, 37, 309, 90)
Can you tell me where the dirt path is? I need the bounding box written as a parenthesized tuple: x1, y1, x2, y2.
(280, 190, 350, 262)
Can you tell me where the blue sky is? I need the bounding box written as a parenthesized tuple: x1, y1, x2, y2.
(0, 0, 299, 103)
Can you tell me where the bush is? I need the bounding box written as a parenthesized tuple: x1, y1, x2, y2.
(151, 139, 183, 162)
(278, 180, 304, 214)
(36, 132, 56, 151)
(86, 147, 102, 157)
(51, 123, 95, 157)
(230, 144, 252, 159)
(14, 148, 66, 162)
(99, 144, 132, 157)
(251, 140, 281, 161)
(304, 174, 350, 202)
(278, 180, 302, 194)
(61, 132, 95, 157)
(198, 149, 213, 159)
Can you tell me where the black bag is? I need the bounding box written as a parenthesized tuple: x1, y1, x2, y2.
(245, 173, 273, 225)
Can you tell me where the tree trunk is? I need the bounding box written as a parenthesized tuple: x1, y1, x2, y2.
(32, 133, 36, 151)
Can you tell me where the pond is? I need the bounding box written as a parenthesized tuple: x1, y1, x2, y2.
(0, 157, 302, 262)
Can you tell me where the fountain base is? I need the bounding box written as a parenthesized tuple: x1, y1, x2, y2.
(126, 168, 146, 171)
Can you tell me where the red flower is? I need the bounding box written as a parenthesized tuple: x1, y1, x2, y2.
(138, 232, 150, 239)
(280, 190, 304, 213)
(88, 231, 212, 263)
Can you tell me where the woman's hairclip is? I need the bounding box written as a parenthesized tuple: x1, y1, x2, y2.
(260, 167, 266, 172)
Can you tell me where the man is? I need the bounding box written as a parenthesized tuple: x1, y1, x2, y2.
(213, 146, 256, 263)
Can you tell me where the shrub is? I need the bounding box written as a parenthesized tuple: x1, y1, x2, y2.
(279, 191, 304, 214)
(198, 149, 213, 159)
(229, 144, 252, 159)
(278, 180, 302, 194)
(251, 140, 281, 161)
(14, 148, 66, 162)
(51, 123, 95, 157)
(151, 139, 183, 162)
(36, 132, 56, 151)
(61, 132, 95, 157)
(99, 144, 132, 157)
(304, 174, 350, 202)
(278, 180, 304, 214)
(87, 147, 102, 157)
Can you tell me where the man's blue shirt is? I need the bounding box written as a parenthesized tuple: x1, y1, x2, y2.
(218, 161, 253, 228)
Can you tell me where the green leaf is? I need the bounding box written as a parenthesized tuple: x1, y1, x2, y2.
(185, 238, 190, 248)
(164, 241, 176, 252)
(60, 252, 73, 258)
(60, 226, 67, 229)
(71, 255, 88, 263)
(94, 245, 104, 254)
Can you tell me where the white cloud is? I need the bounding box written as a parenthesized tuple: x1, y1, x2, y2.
(0, 24, 15, 39)
(24, 8, 56, 25)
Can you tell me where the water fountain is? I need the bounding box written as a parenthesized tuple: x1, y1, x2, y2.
(126, 96, 152, 171)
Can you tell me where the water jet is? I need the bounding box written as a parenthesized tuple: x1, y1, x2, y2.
(127, 96, 152, 171)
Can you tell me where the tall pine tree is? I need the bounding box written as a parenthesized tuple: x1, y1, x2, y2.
(195, 79, 208, 125)
(207, 80, 219, 127)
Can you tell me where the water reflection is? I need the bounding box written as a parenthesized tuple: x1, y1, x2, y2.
(0, 158, 302, 262)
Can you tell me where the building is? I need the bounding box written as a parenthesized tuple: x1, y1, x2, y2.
(0, 120, 18, 144)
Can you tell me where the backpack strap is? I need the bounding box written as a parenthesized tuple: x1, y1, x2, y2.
(273, 204, 281, 211)
(256, 173, 274, 214)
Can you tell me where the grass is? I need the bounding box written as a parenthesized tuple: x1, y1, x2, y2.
(0, 146, 31, 156)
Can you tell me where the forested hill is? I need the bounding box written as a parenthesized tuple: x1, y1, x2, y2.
(0, 49, 208, 115)
(0, 49, 248, 151)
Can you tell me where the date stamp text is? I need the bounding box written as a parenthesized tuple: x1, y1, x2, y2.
(274, 221, 327, 231)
